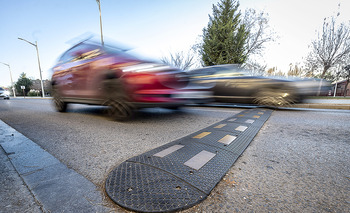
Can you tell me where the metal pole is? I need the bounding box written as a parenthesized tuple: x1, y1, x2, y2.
(334, 65, 340, 97)
(0, 62, 16, 97)
(97, 0, 104, 46)
(18, 37, 45, 98)
(7, 64, 16, 98)
(35, 41, 45, 97)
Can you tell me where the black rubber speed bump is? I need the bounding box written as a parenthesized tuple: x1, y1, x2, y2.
(106, 108, 272, 212)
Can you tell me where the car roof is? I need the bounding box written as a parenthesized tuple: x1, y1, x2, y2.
(65, 38, 131, 53)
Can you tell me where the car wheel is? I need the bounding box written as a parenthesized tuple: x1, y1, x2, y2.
(52, 85, 67, 112)
(254, 88, 296, 107)
(102, 76, 134, 121)
(104, 98, 133, 121)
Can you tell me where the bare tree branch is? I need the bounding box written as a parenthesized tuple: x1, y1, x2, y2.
(306, 16, 350, 78)
(242, 8, 275, 59)
(160, 50, 196, 71)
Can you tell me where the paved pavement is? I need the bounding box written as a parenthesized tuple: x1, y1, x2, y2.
(0, 120, 111, 213)
(0, 98, 349, 213)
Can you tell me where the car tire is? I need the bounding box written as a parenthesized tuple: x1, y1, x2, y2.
(104, 98, 133, 121)
(254, 88, 296, 107)
(52, 85, 67, 112)
(102, 77, 133, 121)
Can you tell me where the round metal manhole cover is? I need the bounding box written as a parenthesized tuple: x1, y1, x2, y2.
(105, 161, 206, 212)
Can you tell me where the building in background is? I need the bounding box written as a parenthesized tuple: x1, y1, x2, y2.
(31, 79, 51, 96)
(332, 80, 350, 97)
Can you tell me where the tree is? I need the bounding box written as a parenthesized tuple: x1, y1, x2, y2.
(14, 73, 32, 96)
(265, 67, 285, 77)
(242, 59, 266, 76)
(287, 63, 305, 77)
(305, 15, 350, 79)
(200, 0, 249, 66)
(242, 8, 275, 59)
(160, 49, 196, 70)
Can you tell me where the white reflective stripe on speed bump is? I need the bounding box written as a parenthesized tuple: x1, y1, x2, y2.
(245, 119, 255, 124)
(184, 150, 216, 170)
(153, 145, 184, 158)
(235, 126, 248, 131)
(218, 135, 237, 145)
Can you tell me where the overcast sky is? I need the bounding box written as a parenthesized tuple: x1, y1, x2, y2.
(0, 0, 349, 87)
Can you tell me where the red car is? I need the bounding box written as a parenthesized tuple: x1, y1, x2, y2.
(51, 40, 211, 120)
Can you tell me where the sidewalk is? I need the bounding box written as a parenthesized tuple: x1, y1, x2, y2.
(0, 120, 111, 213)
(0, 146, 42, 213)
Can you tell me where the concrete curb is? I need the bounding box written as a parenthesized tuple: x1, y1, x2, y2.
(191, 102, 350, 111)
(291, 103, 350, 110)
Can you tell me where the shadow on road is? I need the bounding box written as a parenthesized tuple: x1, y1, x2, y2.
(64, 105, 191, 122)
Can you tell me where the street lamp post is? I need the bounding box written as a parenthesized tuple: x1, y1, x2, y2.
(0, 62, 16, 97)
(18, 37, 45, 98)
(96, 0, 104, 46)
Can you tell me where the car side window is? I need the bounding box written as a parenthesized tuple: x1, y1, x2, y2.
(215, 70, 243, 77)
(57, 44, 104, 66)
(71, 45, 102, 62)
(75, 49, 102, 61)
(58, 51, 74, 64)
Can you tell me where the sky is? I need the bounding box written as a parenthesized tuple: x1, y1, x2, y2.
(0, 0, 349, 87)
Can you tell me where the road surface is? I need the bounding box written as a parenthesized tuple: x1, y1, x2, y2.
(0, 98, 349, 212)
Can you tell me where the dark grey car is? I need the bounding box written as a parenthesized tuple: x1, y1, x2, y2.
(187, 64, 330, 106)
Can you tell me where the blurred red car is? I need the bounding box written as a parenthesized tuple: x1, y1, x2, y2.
(51, 40, 211, 120)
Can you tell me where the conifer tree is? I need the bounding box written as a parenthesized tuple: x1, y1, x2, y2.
(201, 0, 248, 66)
(14, 73, 32, 96)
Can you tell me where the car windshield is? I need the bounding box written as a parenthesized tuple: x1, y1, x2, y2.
(211, 66, 246, 77)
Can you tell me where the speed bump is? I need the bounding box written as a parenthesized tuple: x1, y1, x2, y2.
(106, 108, 272, 212)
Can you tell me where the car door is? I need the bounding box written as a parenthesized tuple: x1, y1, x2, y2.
(65, 44, 104, 98)
(52, 49, 76, 97)
(213, 70, 246, 97)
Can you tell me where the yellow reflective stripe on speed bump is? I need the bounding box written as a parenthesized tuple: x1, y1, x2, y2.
(214, 124, 226, 128)
(193, 132, 211, 139)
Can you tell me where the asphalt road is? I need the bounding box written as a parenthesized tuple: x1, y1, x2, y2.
(0, 98, 349, 212)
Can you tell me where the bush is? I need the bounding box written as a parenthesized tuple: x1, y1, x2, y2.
(27, 91, 40, 96)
